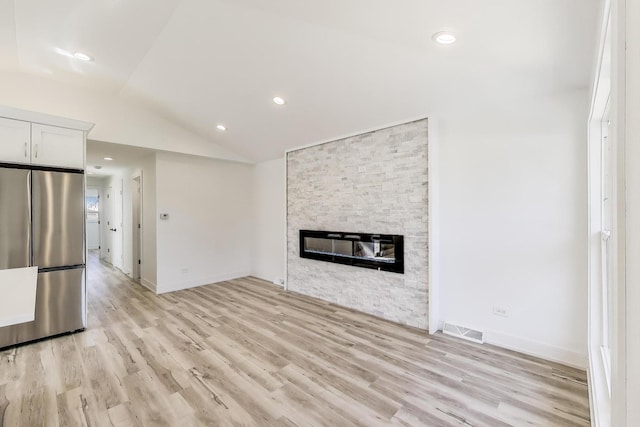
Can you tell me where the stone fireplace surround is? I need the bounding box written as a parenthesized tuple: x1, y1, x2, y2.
(286, 118, 429, 329)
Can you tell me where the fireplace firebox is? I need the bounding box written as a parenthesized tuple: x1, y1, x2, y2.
(299, 230, 404, 273)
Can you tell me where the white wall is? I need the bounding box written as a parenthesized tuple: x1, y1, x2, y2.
(86, 176, 104, 187)
(0, 70, 247, 163)
(251, 158, 285, 284)
(438, 101, 589, 367)
(155, 152, 253, 294)
(138, 155, 157, 289)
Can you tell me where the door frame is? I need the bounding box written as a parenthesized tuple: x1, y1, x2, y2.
(131, 173, 143, 281)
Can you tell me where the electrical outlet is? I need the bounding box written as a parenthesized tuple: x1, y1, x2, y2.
(492, 306, 509, 317)
(358, 166, 366, 173)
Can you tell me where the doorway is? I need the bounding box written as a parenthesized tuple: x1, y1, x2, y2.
(86, 188, 100, 251)
(132, 175, 142, 281)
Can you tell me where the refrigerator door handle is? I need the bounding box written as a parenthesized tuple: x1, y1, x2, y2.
(34, 144, 38, 158)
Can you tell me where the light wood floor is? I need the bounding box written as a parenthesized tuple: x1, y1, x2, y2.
(0, 254, 590, 426)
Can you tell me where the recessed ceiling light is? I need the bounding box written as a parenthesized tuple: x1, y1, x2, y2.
(216, 124, 227, 131)
(432, 32, 457, 45)
(94, 165, 102, 170)
(273, 96, 286, 105)
(103, 157, 113, 161)
(73, 52, 93, 61)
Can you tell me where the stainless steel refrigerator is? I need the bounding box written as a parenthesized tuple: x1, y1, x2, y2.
(0, 164, 86, 348)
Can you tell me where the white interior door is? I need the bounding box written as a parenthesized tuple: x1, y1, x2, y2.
(104, 186, 113, 264)
(132, 176, 142, 281)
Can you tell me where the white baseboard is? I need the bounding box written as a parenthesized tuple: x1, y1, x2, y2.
(430, 319, 444, 335)
(140, 278, 157, 293)
(483, 330, 588, 369)
(249, 271, 285, 287)
(271, 278, 285, 287)
(248, 273, 269, 283)
(156, 270, 251, 294)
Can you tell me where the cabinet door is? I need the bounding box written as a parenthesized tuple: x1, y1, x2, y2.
(31, 123, 84, 169)
(0, 117, 31, 164)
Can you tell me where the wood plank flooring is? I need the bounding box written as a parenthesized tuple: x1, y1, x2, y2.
(0, 253, 590, 426)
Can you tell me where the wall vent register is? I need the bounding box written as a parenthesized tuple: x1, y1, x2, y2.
(299, 230, 404, 273)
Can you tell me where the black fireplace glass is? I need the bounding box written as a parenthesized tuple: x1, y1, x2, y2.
(299, 230, 404, 274)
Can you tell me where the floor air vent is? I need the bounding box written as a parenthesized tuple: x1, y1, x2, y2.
(442, 322, 484, 344)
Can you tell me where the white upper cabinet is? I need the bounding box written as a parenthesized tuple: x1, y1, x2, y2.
(0, 117, 31, 165)
(31, 124, 84, 169)
(0, 106, 92, 169)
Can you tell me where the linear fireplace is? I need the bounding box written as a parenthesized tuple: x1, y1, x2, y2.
(299, 230, 404, 273)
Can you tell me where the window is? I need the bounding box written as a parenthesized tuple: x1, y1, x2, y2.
(86, 195, 99, 213)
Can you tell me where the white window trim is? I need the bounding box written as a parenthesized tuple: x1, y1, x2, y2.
(587, 1, 612, 425)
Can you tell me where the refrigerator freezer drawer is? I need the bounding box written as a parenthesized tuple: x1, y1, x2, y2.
(0, 167, 31, 269)
(32, 170, 85, 269)
(0, 268, 85, 349)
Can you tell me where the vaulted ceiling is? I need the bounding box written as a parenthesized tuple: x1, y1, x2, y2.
(0, 0, 601, 162)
